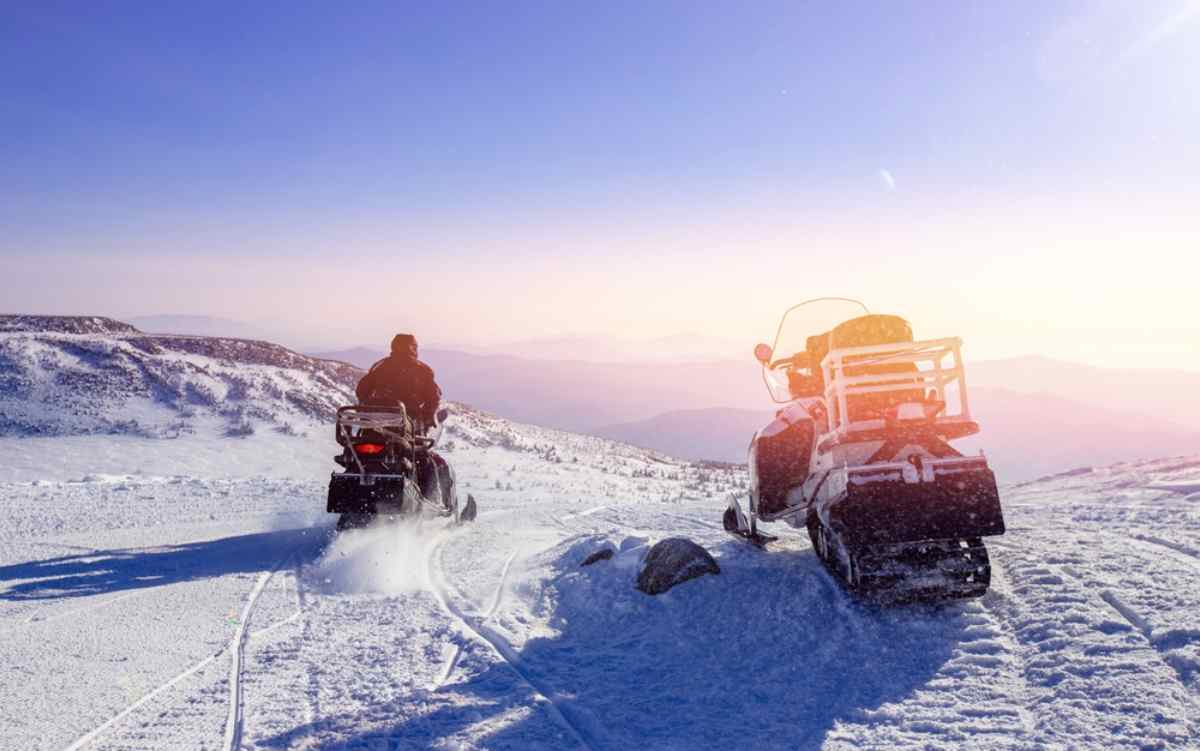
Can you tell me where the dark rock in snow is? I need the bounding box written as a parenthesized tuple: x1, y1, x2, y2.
(580, 547, 615, 567)
(636, 537, 719, 595)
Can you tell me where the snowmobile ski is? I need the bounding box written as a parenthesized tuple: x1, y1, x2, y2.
(723, 501, 778, 547)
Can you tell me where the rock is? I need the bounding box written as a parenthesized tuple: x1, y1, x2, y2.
(580, 547, 615, 567)
(635, 537, 719, 595)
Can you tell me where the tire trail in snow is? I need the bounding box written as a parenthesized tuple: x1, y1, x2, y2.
(292, 558, 322, 748)
(223, 555, 293, 751)
(558, 505, 610, 522)
(484, 551, 518, 620)
(62, 653, 223, 751)
(59, 552, 293, 751)
(993, 526, 1200, 745)
(433, 550, 516, 690)
(428, 535, 595, 751)
(977, 560, 1040, 739)
(1128, 533, 1200, 566)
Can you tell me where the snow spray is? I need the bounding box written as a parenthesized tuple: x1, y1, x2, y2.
(310, 518, 443, 594)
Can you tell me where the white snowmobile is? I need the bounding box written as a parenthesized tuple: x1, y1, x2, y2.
(724, 298, 1005, 600)
(327, 405, 477, 531)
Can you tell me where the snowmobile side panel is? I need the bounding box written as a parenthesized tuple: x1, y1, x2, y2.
(822, 467, 1004, 548)
(750, 417, 815, 517)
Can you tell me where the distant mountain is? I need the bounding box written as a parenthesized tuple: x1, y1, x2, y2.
(310, 347, 386, 369)
(597, 389, 1200, 483)
(309, 347, 765, 430)
(314, 348, 1200, 434)
(311, 345, 1200, 474)
(595, 408, 772, 463)
(476, 332, 746, 363)
(958, 386, 1200, 483)
(126, 314, 274, 341)
(970, 355, 1200, 432)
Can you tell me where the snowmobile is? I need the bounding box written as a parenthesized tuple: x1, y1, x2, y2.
(724, 298, 1005, 600)
(327, 404, 477, 531)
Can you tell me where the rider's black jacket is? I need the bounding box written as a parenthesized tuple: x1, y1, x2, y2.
(355, 354, 441, 426)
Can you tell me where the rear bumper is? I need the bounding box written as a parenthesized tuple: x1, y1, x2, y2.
(327, 473, 410, 514)
(821, 463, 1005, 547)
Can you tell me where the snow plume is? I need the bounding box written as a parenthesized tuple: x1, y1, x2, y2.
(310, 519, 444, 595)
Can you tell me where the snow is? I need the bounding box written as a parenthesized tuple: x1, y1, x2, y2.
(1, 412, 1198, 750)
(2, 328, 1199, 748)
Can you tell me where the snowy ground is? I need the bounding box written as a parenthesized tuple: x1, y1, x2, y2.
(2, 412, 1199, 750)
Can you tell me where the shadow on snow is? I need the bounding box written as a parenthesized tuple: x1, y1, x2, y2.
(261, 535, 978, 751)
(0, 527, 330, 601)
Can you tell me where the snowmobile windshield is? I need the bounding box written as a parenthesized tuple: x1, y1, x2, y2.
(763, 298, 870, 403)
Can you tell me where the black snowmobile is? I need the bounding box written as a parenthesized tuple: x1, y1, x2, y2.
(724, 298, 1005, 600)
(327, 404, 477, 531)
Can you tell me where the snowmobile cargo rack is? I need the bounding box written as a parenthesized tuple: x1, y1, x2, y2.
(334, 405, 436, 448)
(818, 337, 973, 440)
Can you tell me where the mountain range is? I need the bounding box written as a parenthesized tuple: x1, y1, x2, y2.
(313, 347, 1200, 482)
(33, 314, 1197, 483)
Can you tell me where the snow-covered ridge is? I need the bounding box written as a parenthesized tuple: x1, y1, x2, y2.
(0, 318, 360, 437)
(0, 314, 744, 491)
(0, 314, 140, 335)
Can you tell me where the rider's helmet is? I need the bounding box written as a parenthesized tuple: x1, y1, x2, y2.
(391, 333, 418, 358)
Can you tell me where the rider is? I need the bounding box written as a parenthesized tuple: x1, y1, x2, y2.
(355, 333, 441, 431)
(355, 333, 450, 506)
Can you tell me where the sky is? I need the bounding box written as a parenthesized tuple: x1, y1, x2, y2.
(2, 1, 1198, 368)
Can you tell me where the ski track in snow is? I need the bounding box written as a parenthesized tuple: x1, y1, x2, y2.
(61, 651, 223, 751)
(223, 554, 292, 751)
(2, 412, 1199, 749)
(53, 551, 298, 751)
(428, 538, 596, 750)
(432, 550, 517, 691)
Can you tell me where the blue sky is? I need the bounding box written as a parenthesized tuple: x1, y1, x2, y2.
(2, 2, 1198, 366)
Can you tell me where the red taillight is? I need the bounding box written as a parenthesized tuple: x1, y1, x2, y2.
(353, 442, 386, 456)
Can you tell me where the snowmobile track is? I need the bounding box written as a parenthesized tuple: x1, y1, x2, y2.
(60, 552, 293, 751)
(224, 554, 293, 751)
(1100, 588, 1200, 696)
(292, 557, 323, 747)
(1128, 533, 1200, 566)
(428, 536, 596, 751)
(432, 550, 516, 690)
(62, 652, 223, 751)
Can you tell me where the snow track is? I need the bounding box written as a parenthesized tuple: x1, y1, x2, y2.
(62, 651, 223, 751)
(428, 537, 596, 750)
(432, 549, 517, 691)
(223, 555, 291, 751)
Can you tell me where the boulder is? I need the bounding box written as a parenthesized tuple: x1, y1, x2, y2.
(635, 537, 719, 595)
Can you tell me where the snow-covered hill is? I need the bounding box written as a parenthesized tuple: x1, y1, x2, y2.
(0, 315, 359, 439)
(2, 318, 1199, 750)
